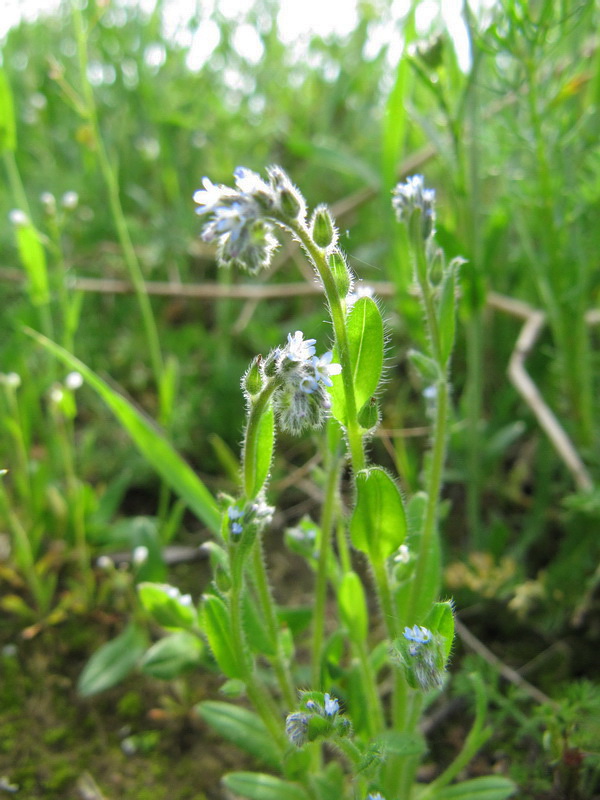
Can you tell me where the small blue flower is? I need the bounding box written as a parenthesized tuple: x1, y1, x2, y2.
(311, 351, 341, 388)
(367, 793, 385, 800)
(392, 175, 436, 239)
(285, 331, 317, 364)
(324, 693, 339, 717)
(403, 625, 432, 645)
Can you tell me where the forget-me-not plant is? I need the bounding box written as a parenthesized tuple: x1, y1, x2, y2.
(128, 166, 516, 800)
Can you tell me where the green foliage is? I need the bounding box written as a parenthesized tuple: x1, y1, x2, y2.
(197, 702, 282, 769)
(77, 622, 148, 697)
(350, 467, 407, 562)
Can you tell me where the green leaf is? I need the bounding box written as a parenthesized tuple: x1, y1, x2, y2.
(432, 776, 516, 800)
(202, 593, 244, 679)
(243, 589, 276, 656)
(338, 571, 367, 642)
(438, 263, 457, 367)
(330, 297, 384, 425)
(373, 729, 425, 757)
(424, 601, 455, 659)
(395, 492, 441, 622)
(248, 404, 275, 498)
(408, 349, 440, 383)
(14, 220, 49, 306)
(0, 68, 16, 152)
(138, 582, 197, 630)
(350, 467, 407, 562)
(77, 623, 148, 697)
(224, 772, 310, 800)
(197, 702, 282, 769)
(23, 330, 220, 533)
(140, 631, 204, 679)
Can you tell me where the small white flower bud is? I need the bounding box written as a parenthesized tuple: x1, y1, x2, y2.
(65, 371, 83, 390)
(9, 209, 28, 227)
(132, 545, 149, 566)
(61, 191, 79, 210)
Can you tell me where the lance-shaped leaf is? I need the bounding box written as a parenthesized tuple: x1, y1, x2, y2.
(350, 467, 407, 562)
(14, 220, 49, 306)
(338, 571, 367, 642)
(78, 622, 148, 696)
(424, 600, 455, 660)
(246, 403, 275, 498)
(438, 261, 459, 367)
(330, 296, 384, 425)
(198, 702, 282, 768)
(201, 594, 244, 679)
(224, 772, 310, 800)
(0, 68, 16, 152)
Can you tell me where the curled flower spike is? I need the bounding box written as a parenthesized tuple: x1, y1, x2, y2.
(392, 174, 436, 240)
(193, 167, 278, 274)
(285, 712, 309, 747)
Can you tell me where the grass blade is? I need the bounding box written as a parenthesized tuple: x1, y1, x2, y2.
(24, 328, 220, 533)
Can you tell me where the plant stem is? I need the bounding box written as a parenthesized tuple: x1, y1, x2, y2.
(311, 438, 343, 689)
(251, 537, 296, 709)
(286, 222, 366, 474)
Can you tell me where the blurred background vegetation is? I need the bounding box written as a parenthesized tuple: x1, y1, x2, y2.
(1, 0, 599, 796)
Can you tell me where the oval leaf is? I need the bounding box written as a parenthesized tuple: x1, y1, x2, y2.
(350, 467, 407, 562)
(140, 631, 204, 679)
(78, 622, 148, 697)
(138, 582, 197, 630)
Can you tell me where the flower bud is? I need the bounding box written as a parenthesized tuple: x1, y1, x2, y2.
(358, 398, 380, 431)
(242, 356, 263, 396)
(311, 205, 337, 250)
(268, 166, 305, 221)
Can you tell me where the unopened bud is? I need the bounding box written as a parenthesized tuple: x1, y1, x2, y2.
(242, 356, 263, 396)
(358, 398, 380, 431)
(311, 205, 337, 250)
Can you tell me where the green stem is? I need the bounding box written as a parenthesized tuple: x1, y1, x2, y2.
(285, 222, 366, 474)
(311, 439, 343, 689)
(0, 485, 48, 613)
(229, 578, 287, 750)
(405, 377, 448, 625)
(354, 637, 386, 736)
(251, 538, 296, 709)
